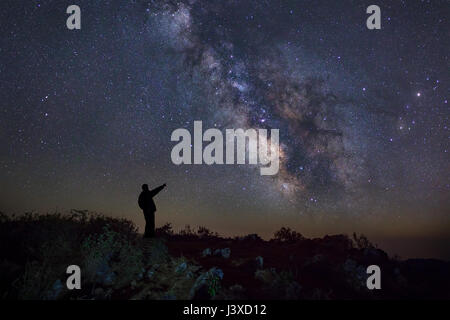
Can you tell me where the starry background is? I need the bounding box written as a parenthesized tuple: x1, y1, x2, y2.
(0, 0, 448, 258)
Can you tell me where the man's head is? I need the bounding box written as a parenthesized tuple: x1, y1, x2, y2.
(142, 184, 149, 191)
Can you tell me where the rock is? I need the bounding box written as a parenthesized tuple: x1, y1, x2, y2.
(137, 267, 146, 280)
(46, 279, 63, 300)
(213, 248, 231, 259)
(254, 269, 274, 283)
(189, 267, 224, 300)
(221, 248, 231, 259)
(229, 284, 244, 292)
(255, 256, 264, 269)
(175, 262, 187, 273)
(202, 248, 212, 257)
(189, 274, 211, 300)
(213, 268, 224, 280)
(95, 261, 115, 286)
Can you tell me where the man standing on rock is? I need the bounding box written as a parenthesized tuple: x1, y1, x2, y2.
(138, 183, 166, 238)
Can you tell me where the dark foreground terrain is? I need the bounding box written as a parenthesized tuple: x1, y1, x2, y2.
(0, 211, 448, 300)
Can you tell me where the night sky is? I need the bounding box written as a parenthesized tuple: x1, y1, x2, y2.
(1, 0, 449, 258)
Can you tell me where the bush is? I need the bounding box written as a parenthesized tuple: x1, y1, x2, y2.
(81, 224, 144, 289)
(255, 268, 301, 299)
(156, 223, 174, 236)
(197, 226, 219, 238)
(273, 227, 304, 242)
(16, 260, 56, 300)
(0, 211, 145, 299)
(179, 225, 195, 237)
(352, 233, 375, 249)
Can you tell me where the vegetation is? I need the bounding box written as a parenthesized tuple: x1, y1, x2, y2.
(0, 211, 448, 300)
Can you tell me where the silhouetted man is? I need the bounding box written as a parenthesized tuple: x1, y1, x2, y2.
(138, 183, 166, 238)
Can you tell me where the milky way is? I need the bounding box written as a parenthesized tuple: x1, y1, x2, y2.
(148, 0, 448, 211)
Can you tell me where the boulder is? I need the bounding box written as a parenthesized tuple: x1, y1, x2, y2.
(175, 262, 188, 273)
(255, 256, 264, 269)
(213, 248, 231, 259)
(95, 260, 115, 286)
(189, 267, 224, 300)
(202, 248, 212, 257)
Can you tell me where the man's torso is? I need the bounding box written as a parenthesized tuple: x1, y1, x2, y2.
(138, 191, 157, 211)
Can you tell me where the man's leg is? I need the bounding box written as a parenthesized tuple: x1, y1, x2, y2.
(149, 211, 155, 237)
(143, 209, 151, 238)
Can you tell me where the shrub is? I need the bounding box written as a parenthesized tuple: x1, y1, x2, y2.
(146, 238, 170, 264)
(179, 224, 195, 237)
(352, 233, 375, 249)
(273, 227, 304, 242)
(81, 224, 144, 289)
(156, 223, 174, 236)
(197, 226, 219, 238)
(255, 268, 301, 299)
(15, 260, 56, 300)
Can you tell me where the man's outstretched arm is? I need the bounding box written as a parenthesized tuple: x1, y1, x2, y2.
(150, 183, 166, 197)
